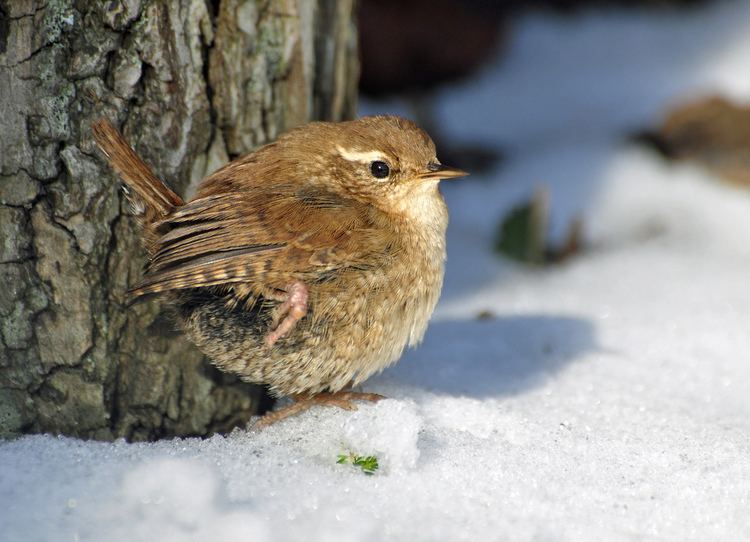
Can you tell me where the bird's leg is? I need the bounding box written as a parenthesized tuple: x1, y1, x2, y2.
(254, 391, 386, 428)
(265, 281, 308, 347)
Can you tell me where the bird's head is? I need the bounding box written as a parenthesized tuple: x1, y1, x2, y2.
(280, 115, 468, 219)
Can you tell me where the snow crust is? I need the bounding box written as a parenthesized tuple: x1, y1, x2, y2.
(3, 2, 750, 540)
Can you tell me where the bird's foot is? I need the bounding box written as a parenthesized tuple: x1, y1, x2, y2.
(265, 281, 308, 347)
(254, 391, 386, 428)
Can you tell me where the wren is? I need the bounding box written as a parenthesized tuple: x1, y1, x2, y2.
(92, 116, 467, 425)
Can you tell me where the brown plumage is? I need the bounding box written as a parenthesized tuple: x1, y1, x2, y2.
(92, 116, 466, 424)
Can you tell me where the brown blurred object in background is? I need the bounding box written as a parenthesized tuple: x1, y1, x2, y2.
(639, 96, 750, 187)
(358, 0, 505, 98)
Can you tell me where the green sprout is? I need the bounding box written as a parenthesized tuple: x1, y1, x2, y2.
(336, 452, 379, 475)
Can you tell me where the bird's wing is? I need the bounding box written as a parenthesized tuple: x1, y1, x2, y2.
(128, 186, 389, 298)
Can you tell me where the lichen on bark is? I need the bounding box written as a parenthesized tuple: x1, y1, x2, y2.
(0, 0, 358, 440)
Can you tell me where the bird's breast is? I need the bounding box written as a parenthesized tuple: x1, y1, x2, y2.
(304, 216, 446, 386)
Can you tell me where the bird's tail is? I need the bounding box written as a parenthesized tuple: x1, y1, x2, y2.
(92, 119, 184, 220)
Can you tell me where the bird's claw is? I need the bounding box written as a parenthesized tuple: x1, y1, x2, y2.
(265, 281, 308, 347)
(254, 391, 386, 428)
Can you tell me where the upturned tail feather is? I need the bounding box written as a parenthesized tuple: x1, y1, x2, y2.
(91, 119, 184, 217)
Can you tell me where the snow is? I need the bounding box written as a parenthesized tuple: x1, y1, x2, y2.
(4, 2, 750, 540)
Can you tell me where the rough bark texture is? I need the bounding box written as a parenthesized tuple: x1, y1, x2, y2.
(0, 0, 358, 440)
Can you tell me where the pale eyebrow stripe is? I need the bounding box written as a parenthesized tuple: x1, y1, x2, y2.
(336, 145, 387, 164)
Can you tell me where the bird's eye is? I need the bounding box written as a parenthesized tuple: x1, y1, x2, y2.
(370, 160, 390, 179)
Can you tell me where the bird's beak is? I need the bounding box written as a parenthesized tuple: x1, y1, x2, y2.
(419, 162, 469, 181)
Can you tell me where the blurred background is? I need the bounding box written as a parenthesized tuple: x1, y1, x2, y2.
(356, 0, 750, 302)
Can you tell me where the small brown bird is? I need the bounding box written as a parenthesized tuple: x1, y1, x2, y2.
(92, 116, 466, 425)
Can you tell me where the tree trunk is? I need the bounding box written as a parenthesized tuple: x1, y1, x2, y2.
(0, 0, 358, 441)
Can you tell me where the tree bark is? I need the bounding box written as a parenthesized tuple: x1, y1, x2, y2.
(0, 0, 358, 440)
